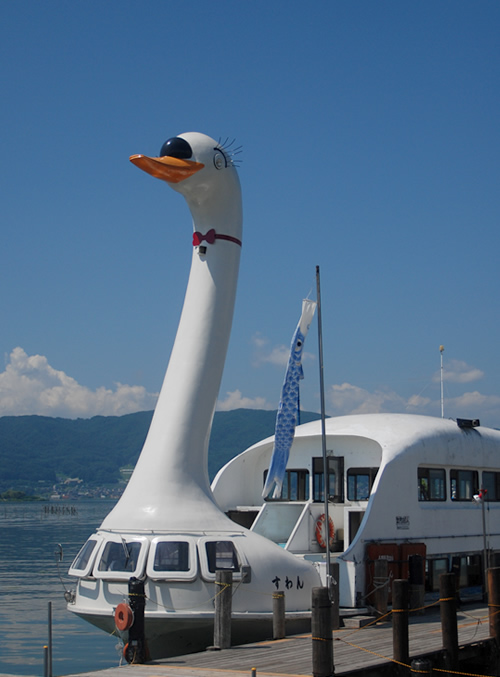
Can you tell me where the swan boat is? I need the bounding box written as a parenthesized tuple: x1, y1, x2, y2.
(66, 133, 322, 659)
(212, 413, 500, 608)
(67, 132, 500, 658)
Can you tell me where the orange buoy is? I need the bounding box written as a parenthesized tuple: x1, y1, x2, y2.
(315, 513, 335, 549)
(115, 602, 134, 631)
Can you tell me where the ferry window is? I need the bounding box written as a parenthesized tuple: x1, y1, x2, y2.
(153, 541, 189, 572)
(205, 541, 240, 573)
(429, 558, 448, 591)
(453, 555, 483, 588)
(418, 468, 446, 501)
(263, 469, 309, 501)
(450, 469, 478, 501)
(97, 541, 141, 572)
(313, 456, 344, 503)
(482, 472, 500, 501)
(347, 468, 378, 501)
(71, 538, 99, 571)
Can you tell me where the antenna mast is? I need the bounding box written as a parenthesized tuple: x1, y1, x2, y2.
(440, 345, 445, 418)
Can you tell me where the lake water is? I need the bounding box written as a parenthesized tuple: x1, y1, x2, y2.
(0, 500, 123, 676)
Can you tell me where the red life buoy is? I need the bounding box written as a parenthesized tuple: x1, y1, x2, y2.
(115, 602, 134, 631)
(315, 513, 335, 549)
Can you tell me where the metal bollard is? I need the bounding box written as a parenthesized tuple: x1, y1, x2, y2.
(411, 658, 432, 676)
(47, 601, 53, 677)
(43, 645, 49, 677)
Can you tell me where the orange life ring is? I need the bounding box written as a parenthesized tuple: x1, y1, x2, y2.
(115, 602, 134, 631)
(315, 513, 335, 549)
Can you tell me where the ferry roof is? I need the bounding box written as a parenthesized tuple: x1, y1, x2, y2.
(238, 413, 500, 466)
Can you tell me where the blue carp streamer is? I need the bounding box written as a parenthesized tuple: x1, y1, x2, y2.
(262, 299, 317, 499)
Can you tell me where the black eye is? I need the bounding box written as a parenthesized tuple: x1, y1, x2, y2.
(159, 137, 193, 159)
(213, 149, 228, 169)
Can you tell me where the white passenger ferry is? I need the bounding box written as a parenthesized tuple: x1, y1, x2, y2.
(212, 412, 500, 607)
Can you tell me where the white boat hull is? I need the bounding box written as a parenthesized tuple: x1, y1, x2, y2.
(72, 607, 311, 658)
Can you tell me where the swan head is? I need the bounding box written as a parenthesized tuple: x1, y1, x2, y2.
(130, 132, 242, 232)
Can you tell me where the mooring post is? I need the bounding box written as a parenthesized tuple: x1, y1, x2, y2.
(330, 562, 340, 631)
(47, 600, 53, 677)
(373, 558, 389, 616)
(312, 587, 334, 677)
(411, 658, 432, 677)
(43, 645, 49, 677)
(392, 579, 409, 668)
(213, 569, 232, 650)
(439, 572, 459, 673)
(273, 591, 285, 639)
(124, 576, 147, 664)
(488, 567, 500, 641)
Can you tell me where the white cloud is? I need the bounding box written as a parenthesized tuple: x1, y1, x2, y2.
(0, 347, 158, 418)
(328, 382, 407, 415)
(251, 332, 268, 350)
(326, 379, 500, 427)
(407, 393, 432, 408)
(433, 359, 484, 384)
(251, 332, 315, 369)
(216, 389, 274, 411)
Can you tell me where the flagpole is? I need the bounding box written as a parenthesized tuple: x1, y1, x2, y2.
(316, 265, 331, 596)
(440, 345, 445, 418)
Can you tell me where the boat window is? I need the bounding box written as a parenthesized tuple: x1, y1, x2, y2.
(205, 541, 240, 573)
(153, 541, 190, 571)
(313, 456, 344, 503)
(97, 541, 142, 572)
(418, 467, 446, 501)
(68, 536, 102, 577)
(347, 468, 378, 501)
(263, 469, 309, 501)
(450, 469, 478, 501)
(71, 538, 99, 571)
(482, 472, 500, 501)
(146, 538, 198, 581)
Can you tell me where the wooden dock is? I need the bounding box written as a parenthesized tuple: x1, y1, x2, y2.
(68, 602, 494, 677)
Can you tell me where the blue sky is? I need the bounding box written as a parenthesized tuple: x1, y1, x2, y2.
(1, 1, 500, 426)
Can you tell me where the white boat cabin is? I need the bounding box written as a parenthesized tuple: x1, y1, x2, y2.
(212, 413, 500, 607)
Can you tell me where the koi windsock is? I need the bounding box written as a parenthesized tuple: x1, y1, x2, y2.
(262, 299, 317, 499)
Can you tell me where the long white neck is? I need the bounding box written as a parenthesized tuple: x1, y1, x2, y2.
(101, 158, 242, 532)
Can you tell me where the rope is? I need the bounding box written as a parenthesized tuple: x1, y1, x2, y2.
(336, 635, 496, 677)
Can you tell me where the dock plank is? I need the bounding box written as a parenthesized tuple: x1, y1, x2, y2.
(64, 603, 491, 677)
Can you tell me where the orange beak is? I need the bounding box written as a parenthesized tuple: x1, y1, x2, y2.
(129, 154, 205, 184)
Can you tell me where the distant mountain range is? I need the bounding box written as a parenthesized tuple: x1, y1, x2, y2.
(0, 409, 321, 491)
